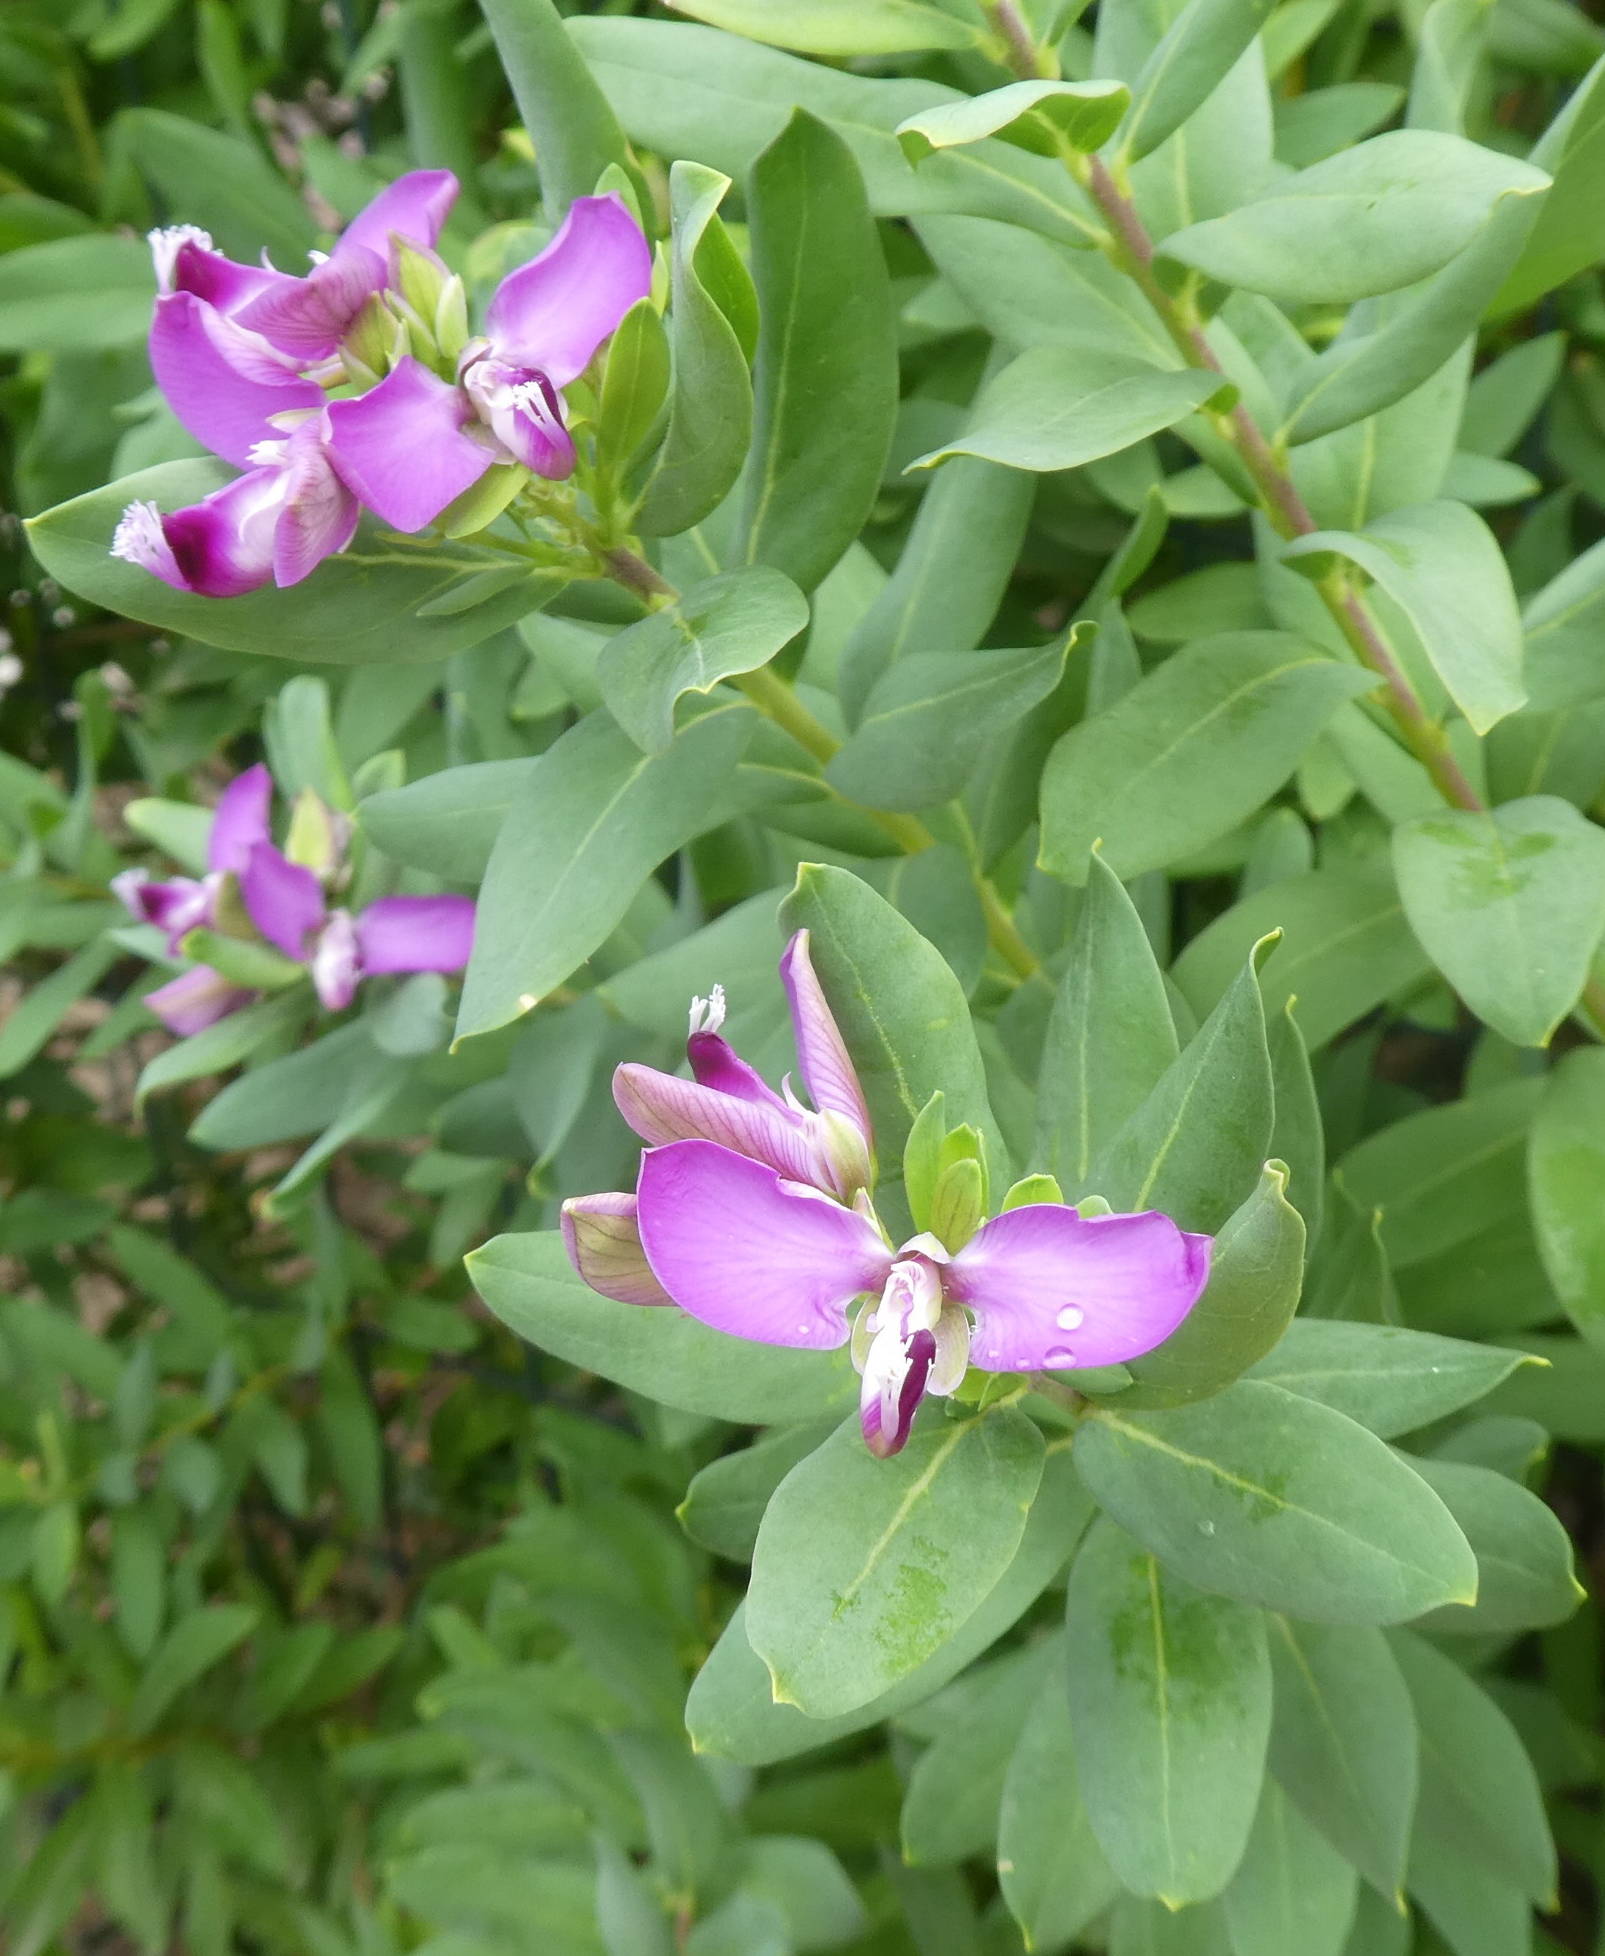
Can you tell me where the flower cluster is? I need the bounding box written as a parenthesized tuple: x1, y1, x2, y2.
(115, 762, 474, 1034)
(112, 173, 652, 597)
(563, 935, 1212, 1457)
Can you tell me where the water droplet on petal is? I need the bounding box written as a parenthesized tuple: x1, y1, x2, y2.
(1044, 1346, 1077, 1368)
(1056, 1306, 1084, 1331)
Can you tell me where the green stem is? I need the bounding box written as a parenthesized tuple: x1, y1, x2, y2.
(1075, 153, 1605, 1035)
(603, 548, 1041, 980)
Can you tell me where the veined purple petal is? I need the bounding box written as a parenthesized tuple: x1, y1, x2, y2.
(780, 930, 873, 1150)
(636, 1140, 891, 1350)
(310, 909, 362, 1010)
(155, 228, 288, 313)
(562, 1191, 673, 1306)
(338, 169, 458, 262)
(484, 194, 653, 387)
(860, 1322, 936, 1459)
(145, 965, 254, 1036)
(325, 357, 493, 532)
(234, 246, 387, 361)
(687, 1029, 790, 1111)
(354, 895, 475, 975)
(148, 292, 321, 467)
(113, 470, 285, 599)
(207, 763, 274, 875)
(947, 1206, 1212, 1372)
(614, 1062, 831, 1190)
(241, 841, 326, 960)
(271, 421, 361, 587)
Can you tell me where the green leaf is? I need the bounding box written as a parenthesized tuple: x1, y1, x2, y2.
(1522, 536, 1605, 712)
(1405, 1455, 1582, 1635)
(0, 939, 120, 1080)
(686, 1443, 1091, 1764)
(26, 461, 559, 665)
(1119, 1162, 1306, 1410)
(997, 1677, 1122, 1946)
(1264, 1616, 1417, 1899)
(1065, 1516, 1272, 1905)
(0, 235, 153, 352)
(456, 703, 754, 1039)
(900, 1640, 1059, 1866)
(1073, 1380, 1478, 1623)
(826, 640, 1069, 812)
(126, 1604, 258, 1739)
(596, 299, 671, 468)
(599, 568, 807, 755)
(133, 989, 304, 1103)
(1529, 1049, 1605, 1350)
(1391, 1630, 1557, 1907)
(636, 163, 756, 538)
(110, 108, 317, 261)
(667, 0, 979, 54)
(1039, 632, 1373, 885)
(110, 1511, 166, 1661)
(1158, 131, 1548, 303)
(1247, 1321, 1532, 1437)
(1222, 1780, 1359, 1956)
(737, 111, 897, 593)
(679, 1418, 840, 1561)
(1088, 940, 1274, 1234)
(746, 1408, 1045, 1717)
(1281, 502, 1526, 734)
(1490, 52, 1605, 316)
(1110, 1895, 1233, 1956)
(911, 345, 1225, 475)
(359, 757, 532, 883)
(1171, 862, 1431, 1051)
(469, 1230, 855, 1424)
(1121, 0, 1279, 162)
(478, 0, 632, 210)
(1036, 851, 1178, 1190)
(736, 1837, 867, 1950)
(779, 864, 1004, 1201)
(897, 81, 1131, 162)
(1392, 796, 1605, 1046)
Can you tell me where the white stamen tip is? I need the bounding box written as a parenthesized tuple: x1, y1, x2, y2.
(147, 224, 214, 292)
(110, 501, 166, 568)
(687, 983, 727, 1037)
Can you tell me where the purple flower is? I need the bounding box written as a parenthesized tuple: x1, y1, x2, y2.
(144, 965, 256, 1037)
(561, 944, 1213, 1457)
(147, 171, 458, 461)
(613, 930, 875, 1202)
(323, 195, 652, 532)
(239, 842, 476, 1011)
(113, 763, 273, 949)
(111, 416, 359, 598)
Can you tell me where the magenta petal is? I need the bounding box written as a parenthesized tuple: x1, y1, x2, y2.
(146, 965, 254, 1035)
(271, 425, 360, 587)
(860, 1326, 936, 1459)
(354, 895, 475, 975)
(325, 358, 493, 532)
(780, 930, 873, 1146)
(113, 869, 213, 944)
(687, 1030, 790, 1110)
(947, 1206, 1213, 1372)
(208, 763, 274, 875)
(562, 1192, 673, 1306)
(338, 169, 458, 260)
(636, 1140, 891, 1349)
(484, 194, 653, 387)
(118, 470, 285, 599)
(235, 247, 386, 360)
(149, 293, 322, 467)
(614, 1063, 833, 1189)
(160, 232, 288, 313)
(241, 842, 326, 959)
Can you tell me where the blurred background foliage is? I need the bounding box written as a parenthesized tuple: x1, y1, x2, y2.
(5, 1, 1605, 1953)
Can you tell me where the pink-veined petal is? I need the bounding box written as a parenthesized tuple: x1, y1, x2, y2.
(114, 470, 286, 599)
(145, 965, 254, 1035)
(241, 841, 326, 960)
(686, 1029, 790, 1110)
(636, 1140, 891, 1350)
(614, 1062, 832, 1190)
(484, 194, 653, 386)
(562, 1191, 673, 1306)
(325, 357, 493, 532)
(337, 169, 458, 261)
(354, 895, 475, 974)
(207, 763, 274, 875)
(148, 293, 321, 467)
(947, 1206, 1213, 1372)
(780, 930, 873, 1148)
(158, 230, 289, 313)
(271, 425, 360, 587)
(234, 246, 387, 360)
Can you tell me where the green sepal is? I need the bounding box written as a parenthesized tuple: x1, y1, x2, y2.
(903, 1091, 947, 1234)
(1002, 1173, 1065, 1210)
(177, 929, 307, 993)
(929, 1156, 985, 1252)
